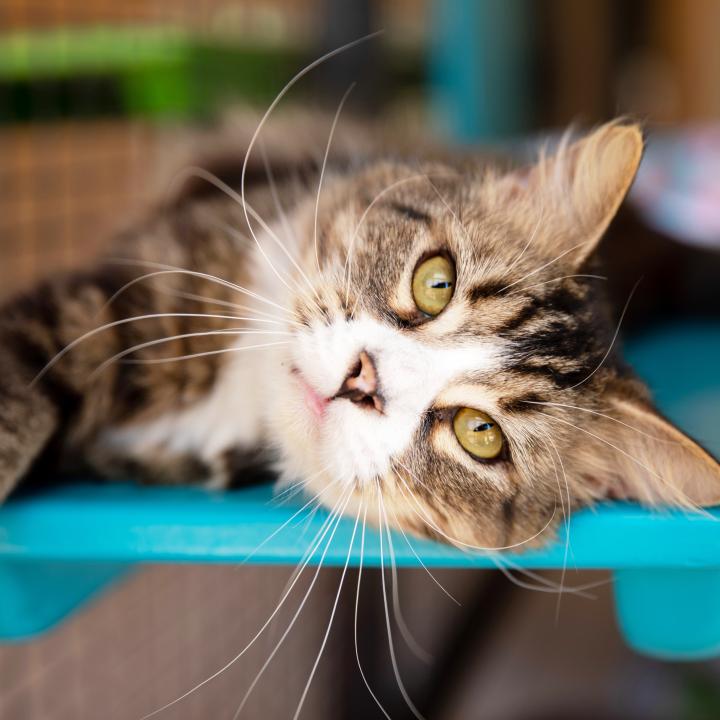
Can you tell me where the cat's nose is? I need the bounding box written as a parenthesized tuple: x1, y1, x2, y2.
(335, 350, 383, 412)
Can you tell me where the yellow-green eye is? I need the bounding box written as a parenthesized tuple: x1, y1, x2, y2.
(412, 255, 455, 316)
(453, 407, 504, 460)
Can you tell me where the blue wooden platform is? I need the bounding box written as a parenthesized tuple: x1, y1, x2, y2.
(1, 322, 719, 659)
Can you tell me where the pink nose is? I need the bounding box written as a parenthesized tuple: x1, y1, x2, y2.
(334, 350, 383, 412)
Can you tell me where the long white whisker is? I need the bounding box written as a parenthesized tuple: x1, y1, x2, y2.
(132, 281, 300, 326)
(271, 477, 311, 505)
(506, 274, 606, 296)
(344, 173, 429, 308)
(484, 553, 600, 596)
(565, 278, 640, 389)
(90, 330, 290, 378)
(239, 32, 383, 303)
(102, 261, 300, 319)
(393, 459, 556, 552)
(231, 489, 353, 719)
(522, 399, 680, 444)
(496, 240, 592, 294)
(269, 479, 346, 639)
(174, 166, 321, 308)
(243, 478, 334, 564)
(30, 313, 287, 387)
(385, 502, 461, 606)
(378, 492, 426, 720)
(538, 410, 699, 509)
(547, 436, 571, 621)
(211, 212, 325, 315)
(383, 500, 433, 665)
(504, 210, 545, 276)
(139, 489, 350, 720)
(292, 501, 361, 720)
(314, 83, 355, 275)
(354, 501, 392, 720)
(259, 139, 299, 248)
(107, 342, 290, 369)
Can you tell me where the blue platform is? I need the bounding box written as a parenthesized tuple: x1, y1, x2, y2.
(1, 322, 719, 659)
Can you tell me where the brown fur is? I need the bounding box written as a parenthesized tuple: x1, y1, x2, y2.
(0, 116, 718, 554)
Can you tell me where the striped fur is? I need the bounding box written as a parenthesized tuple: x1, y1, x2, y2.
(0, 117, 718, 551)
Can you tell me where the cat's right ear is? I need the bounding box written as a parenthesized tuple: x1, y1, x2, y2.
(494, 121, 645, 268)
(579, 388, 720, 508)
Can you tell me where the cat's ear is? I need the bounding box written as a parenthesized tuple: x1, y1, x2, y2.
(498, 121, 644, 266)
(580, 389, 720, 507)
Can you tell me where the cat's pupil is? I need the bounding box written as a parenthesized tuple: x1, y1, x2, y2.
(474, 422, 494, 433)
(431, 281, 452, 289)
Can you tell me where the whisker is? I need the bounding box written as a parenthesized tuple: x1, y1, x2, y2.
(385, 502, 461, 606)
(506, 274, 606, 296)
(314, 83, 355, 275)
(30, 313, 287, 387)
(377, 492, 426, 720)
(211, 212, 325, 315)
(354, 500, 392, 719)
(538, 410, 699, 509)
(239, 31, 383, 309)
(104, 342, 290, 370)
(504, 210, 545, 276)
(259, 138, 298, 248)
(102, 261, 300, 320)
(521, 399, 680, 444)
(135, 282, 299, 326)
(175, 166, 322, 310)
(393, 459, 556, 552)
(391, 463, 596, 596)
(292, 501, 361, 720)
(243, 479, 334, 564)
(495, 240, 593, 295)
(547, 436, 571, 621)
(485, 553, 600, 597)
(390, 463, 600, 596)
(231, 489, 353, 719)
(139, 489, 350, 720)
(90, 330, 290, 378)
(269, 478, 347, 635)
(565, 278, 641, 390)
(382, 499, 433, 665)
(426, 176, 469, 240)
(270, 477, 310, 505)
(344, 173, 430, 308)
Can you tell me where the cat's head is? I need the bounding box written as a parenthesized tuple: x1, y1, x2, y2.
(267, 121, 720, 549)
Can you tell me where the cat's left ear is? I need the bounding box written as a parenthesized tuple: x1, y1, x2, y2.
(580, 387, 720, 507)
(499, 121, 644, 266)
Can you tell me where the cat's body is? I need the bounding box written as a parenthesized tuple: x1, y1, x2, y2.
(1, 114, 718, 549)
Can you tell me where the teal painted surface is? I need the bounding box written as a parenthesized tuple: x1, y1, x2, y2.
(0, 322, 719, 654)
(428, 0, 532, 141)
(0, 483, 719, 569)
(0, 560, 129, 642)
(614, 569, 720, 661)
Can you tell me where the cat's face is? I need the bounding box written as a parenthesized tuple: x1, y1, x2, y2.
(266, 122, 720, 549)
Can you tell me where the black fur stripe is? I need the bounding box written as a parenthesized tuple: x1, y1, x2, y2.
(466, 282, 509, 302)
(388, 202, 431, 224)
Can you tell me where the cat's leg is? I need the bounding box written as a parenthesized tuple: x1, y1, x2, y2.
(0, 343, 60, 500)
(0, 230, 260, 501)
(0, 276, 122, 501)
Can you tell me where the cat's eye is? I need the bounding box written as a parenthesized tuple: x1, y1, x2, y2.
(412, 255, 455, 316)
(453, 407, 504, 460)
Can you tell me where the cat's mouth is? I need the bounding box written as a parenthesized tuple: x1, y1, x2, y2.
(291, 368, 328, 421)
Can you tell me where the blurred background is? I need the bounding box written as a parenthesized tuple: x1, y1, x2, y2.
(1, 1, 720, 718)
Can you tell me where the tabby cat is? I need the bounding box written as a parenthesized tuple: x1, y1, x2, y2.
(1, 115, 718, 550)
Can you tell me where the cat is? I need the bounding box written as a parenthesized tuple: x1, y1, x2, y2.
(0, 114, 718, 552)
